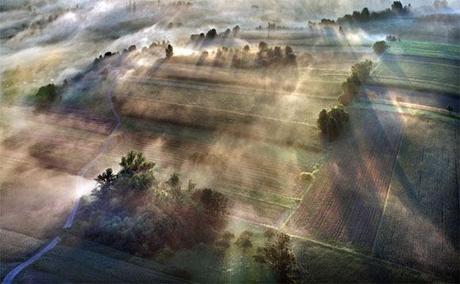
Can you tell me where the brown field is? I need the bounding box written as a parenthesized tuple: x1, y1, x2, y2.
(0, 107, 113, 238)
(372, 117, 459, 280)
(285, 107, 405, 251)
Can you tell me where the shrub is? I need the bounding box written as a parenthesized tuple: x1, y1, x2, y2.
(373, 40, 388, 55)
(235, 230, 253, 249)
(35, 83, 60, 106)
(297, 172, 315, 184)
(165, 44, 173, 58)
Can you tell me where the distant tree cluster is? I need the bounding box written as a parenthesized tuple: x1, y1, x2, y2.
(190, 26, 240, 45)
(170, 1, 192, 6)
(255, 22, 303, 31)
(93, 40, 172, 65)
(77, 151, 229, 257)
(197, 42, 297, 70)
(337, 2, 411, 24)
(373, 40, 389, 55)
(386, 34, 399, 42)
(338, 60, 373, 105)
(254, 232, 298, 283)
(317, 107, 349, 140)
(255, 42, 297, 67)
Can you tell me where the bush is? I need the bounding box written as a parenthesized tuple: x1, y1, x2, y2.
(297, 172, 314, 184)
(373, 40, 388, 55)
(165, 44, 173, 58)
(235, 230, 253, 249)
(35, 83, 60, 106)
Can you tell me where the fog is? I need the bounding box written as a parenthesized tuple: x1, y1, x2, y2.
(0, 2, 458, 281)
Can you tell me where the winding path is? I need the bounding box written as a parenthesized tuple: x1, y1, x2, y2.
(2, 86, 121, 284)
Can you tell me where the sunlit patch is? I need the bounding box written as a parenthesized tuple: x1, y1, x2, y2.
(174, 47, 195, 56)
(60, 12, 78, 23)
(74, 176, 97, 198)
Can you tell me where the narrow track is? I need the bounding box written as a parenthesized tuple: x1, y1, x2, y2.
(2, 85, 121, 284)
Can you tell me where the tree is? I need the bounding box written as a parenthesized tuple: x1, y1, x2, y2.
(361, 7, 370, 19)
(391, 1, 403, 13)
(351, 60, 373, 83)
(205, 28, 217, 40)
(118, 151, 155, 191)
(254, 233, 298, 283)
(235, 230, 253, 249)
(317, 109, 329, 133)
(197, 188, 228, 216)
(165, 44, 173, 58)
(35, 83, 60, 106)
(93, 168, 116, 198)
(317, 107, 349, 140)
(258, 41, 268, 52)
(232, 25, 240, 37)
(373, 40, 388, 55)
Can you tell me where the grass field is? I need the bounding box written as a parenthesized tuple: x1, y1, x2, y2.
(372, 117, 459, 281)
(285, 108, 404, 252)
(370, 40, 460, 95)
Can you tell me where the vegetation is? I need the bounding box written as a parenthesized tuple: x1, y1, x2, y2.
(339, 60, 373, 105)
(235, 230, 254, 250)
(337, 2, 411, 24)
(35, 83, 61, 107)
(373, 40, 389, 55)
(317, 107, 349, 140)
(77, 151, 229, 257)
(190, 26, 241, 45)
(165, 44, 174, 58)
(254, 233, 298, 283)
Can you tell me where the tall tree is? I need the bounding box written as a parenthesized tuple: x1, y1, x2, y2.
(255, 233, 298, 283)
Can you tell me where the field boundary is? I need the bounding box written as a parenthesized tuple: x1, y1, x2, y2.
(370, 115, 407, 255)
(229, 215, 437, 280)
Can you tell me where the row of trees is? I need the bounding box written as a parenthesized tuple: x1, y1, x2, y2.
(190, 26, 240, 44)
(338, 60, 373, 105)
(337, 2, 411, 23)
(77, 151, 229, 256)
(196, 42, 297, 69)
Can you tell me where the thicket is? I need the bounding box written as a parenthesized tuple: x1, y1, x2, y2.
(77, 151, 229, 257)
(35, 83, 61, 107)
(317, 107, 349, 140)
